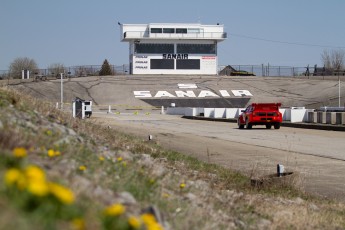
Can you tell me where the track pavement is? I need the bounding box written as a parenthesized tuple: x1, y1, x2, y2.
(93, 111, 345, 202)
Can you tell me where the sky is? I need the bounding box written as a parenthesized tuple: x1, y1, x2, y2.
(1, 0, 345, 70)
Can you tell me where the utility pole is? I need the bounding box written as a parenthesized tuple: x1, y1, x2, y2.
(60, 73, 63, 109)
(339, 76, 341, 107)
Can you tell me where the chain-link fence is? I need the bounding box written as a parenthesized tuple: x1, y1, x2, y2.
(218, 65, 311, 77)
(1, 64, 345, 79)
(218, 65, 345, 77)
(0, 64, 130, 79)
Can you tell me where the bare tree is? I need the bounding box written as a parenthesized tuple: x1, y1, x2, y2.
(9, 57, 38, 78)
(48, 63, 66, 77)
(321, 49, 345, 70)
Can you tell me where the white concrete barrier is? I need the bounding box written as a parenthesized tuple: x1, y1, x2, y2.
(166, 107, 186, 115)
(284, 109, 291, 121)
(317, 112, 327, 124)
(307, 112, 318, 123)
(290, 109, 306, 123)
(214, 108, 226, 118)
(226, 108, 238, 118)
(336, 113, 345, 125)
(204, 108, 215, 118)
(279, 109, 288, 121)
(326, 112, 337, 124)
(185, 108, 195, 116)
(165, 107, 332, 125)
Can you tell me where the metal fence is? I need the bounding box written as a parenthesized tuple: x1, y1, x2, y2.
(0, 64, 130, 79)
(218, 65, 312, 77)
(1, 64, 344, 79)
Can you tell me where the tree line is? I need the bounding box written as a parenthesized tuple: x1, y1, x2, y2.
(4, 50, 345, 79)
(6, 58, 114, 78)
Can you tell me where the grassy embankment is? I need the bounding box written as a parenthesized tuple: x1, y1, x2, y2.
(0, 87, 345, 230)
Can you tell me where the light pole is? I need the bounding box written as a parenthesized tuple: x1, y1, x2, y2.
(60, 73, 63, 109)
(338, 76, 341, 107)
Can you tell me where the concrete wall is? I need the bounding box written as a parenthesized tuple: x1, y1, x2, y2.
(166, 107, 343, 125)
(225, 108, 238, 118)
(308, 112, 318, 123)
(317, 112, 327, 124)
(214, 108, 226, 118)
(326, 112, 337, 124)
(336, 113, 345, 125)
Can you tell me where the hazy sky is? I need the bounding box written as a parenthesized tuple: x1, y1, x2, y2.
(1, 0, 344, 70)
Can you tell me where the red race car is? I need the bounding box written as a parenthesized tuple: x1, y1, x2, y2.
(237, 103, 282, 129)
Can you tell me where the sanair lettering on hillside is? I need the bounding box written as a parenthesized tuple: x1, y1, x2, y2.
(133, 84, 253, 98)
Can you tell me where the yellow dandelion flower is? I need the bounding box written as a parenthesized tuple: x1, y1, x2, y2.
(27, 180, 49, 197)
(71, 218, 85, 230)
(141, 213, 156, 225)
(5, 168, 27, 190)
(103, 203, 125, 216)
(141, 213, 164, 230)
(128, 216, 141, 229)
(117, 157, 123, 162)
(13, 147, 27, 158)
(99, 156, 105, 161)
(48, 182, 75, 205)
(25, 165, 46, 182)
(79, 165, 86, 171)
(4, 168, 23, 186)
(179, 183, 186, 189)
(47, 149, 55, 157)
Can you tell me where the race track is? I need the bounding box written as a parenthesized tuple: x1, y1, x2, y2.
(93, 112, 345, 201)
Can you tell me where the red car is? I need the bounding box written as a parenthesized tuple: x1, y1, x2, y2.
(237, 103, 282, 129)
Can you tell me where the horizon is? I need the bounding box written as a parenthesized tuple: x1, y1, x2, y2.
(1, 0, 344, 70)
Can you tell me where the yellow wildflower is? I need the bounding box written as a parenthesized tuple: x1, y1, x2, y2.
(5, 168, 27, 190)
(48, 149, 61, 157)
(71, 218, 85, 230)
(128, 216, 141, 229)
(179, 183, 186, 189)
(141, 213, 164, 230)
(48, 182, 75, 205)
(24, 165, 49, 196)
(117, 157, 123, 162)
(4, 168, 23, 186)
(103, 203, 125, 216)
(99, 156, 105, 161)
(27, 180, 49, 197)
(13, 147, 27, 158)
(25, 165, 46, 182)
(47, 149, 55, 157)
(79, 165, 86, 171)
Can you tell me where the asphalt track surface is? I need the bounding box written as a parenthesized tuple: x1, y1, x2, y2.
(93, 112, 345, 202)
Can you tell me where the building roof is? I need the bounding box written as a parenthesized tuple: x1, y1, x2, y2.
(120, 23, 227, 42)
